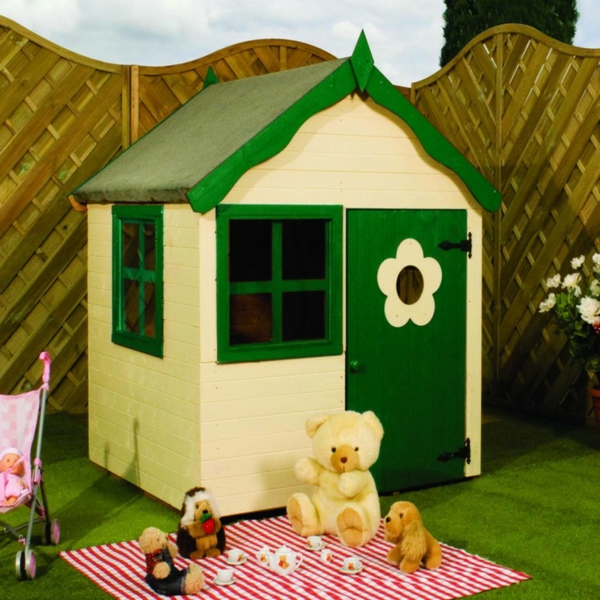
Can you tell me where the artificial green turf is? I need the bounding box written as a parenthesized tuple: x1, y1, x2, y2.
(1, 413, 177, 599)
(2, 410, 600, 599)
(381, 413, 600, 599)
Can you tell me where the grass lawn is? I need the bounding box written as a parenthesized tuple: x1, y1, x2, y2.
(2, 409, 599, 599)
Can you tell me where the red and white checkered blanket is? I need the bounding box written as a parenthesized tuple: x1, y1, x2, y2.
(60, 515, 529, 599)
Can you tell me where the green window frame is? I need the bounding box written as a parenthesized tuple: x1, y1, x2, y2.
(217, 204, 342, 363)
(112, 205, 164, 357)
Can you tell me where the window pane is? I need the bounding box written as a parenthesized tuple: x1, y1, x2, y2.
(229, 220, 272, 282)
(282, 291, 325, 341)
(124, 279, 140, 334)
(122, 223, 140, 269)
(144, 282, 156, 338)
(282, 220, 326, 280)
(144, 223, 156, 271)
(230, 294, 272, 345)
(113, 205, 163, 357)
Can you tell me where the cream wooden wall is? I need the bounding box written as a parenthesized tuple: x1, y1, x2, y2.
(198, 211, 346, 515)
(87, 204, 201, 509)
(87, 95, 485, 515)
(199, 95, 485, 516)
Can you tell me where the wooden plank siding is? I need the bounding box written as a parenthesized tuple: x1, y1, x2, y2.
(194, 96, 484, 514)
(412, 24, 600, 420)
(0, 15, 335, 413)
(87, 204, 202, 508)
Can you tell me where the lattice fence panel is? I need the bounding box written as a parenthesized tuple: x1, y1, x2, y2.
(413, 25, 600, 420)
(0, 18, 124, 414)
(0, 17, 334, 414)
(135, 41, 334, 139)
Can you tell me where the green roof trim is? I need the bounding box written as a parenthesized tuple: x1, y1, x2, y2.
(189, 33, 500, 214)
(363, 66, 501, 211)
(71, 32, 500, 213)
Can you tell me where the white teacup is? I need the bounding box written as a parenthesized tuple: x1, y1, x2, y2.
(216, 568, 234, 584)
(256, 546, 270, 566)
(320, 548, 333, 563)
(226, 548, 244, 563)
(342, 556, 362, 571)
(307, 535, 322, 549)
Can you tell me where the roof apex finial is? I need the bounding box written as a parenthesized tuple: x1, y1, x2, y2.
(350, 30, 374, 91)
(202, 66, 220, 90)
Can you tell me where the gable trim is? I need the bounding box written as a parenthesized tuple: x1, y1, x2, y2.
(364, 66, 501, 212)
(187, 33, 500, 214)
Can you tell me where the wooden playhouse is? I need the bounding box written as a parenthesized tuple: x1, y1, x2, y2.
(72, 33, 500, 515)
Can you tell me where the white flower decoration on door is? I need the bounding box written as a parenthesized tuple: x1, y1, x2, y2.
(377, 239, 442, 327)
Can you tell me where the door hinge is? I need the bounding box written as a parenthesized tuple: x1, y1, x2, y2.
(437, 438, 471, 464)
(438, 232, 472, 258)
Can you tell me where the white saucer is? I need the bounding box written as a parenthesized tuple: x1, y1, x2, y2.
(213, 576, 236, 586)
(340, 565, 363, 575)
(306, 542, 325, 551)
(226, 556, 247, 565)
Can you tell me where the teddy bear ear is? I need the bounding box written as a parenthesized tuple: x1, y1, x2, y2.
(361, 411, 384, 440)
(305, 413, 332, 438)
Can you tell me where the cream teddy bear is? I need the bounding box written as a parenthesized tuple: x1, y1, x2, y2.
(287, 410, 384, 547)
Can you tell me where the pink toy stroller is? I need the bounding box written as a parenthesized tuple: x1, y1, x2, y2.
(0, 352, 60, 580)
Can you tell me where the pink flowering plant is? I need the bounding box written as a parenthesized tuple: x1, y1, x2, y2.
(539, 254, 600, 375)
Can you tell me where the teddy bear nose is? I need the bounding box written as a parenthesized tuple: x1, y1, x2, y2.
(340, 457, 347, 463)
(203, 509, 209, 514)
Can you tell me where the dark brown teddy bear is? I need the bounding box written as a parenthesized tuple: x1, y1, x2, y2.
(176, 486, 226, 559)
(138, 527, 205, 595)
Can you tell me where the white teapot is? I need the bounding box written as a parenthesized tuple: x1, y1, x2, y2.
(266, 544, 303, 575)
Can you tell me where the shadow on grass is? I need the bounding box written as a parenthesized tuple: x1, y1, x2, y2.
(482, 408, 600, 474)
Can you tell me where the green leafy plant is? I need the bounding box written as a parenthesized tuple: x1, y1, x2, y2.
(539, 254, 600, 376)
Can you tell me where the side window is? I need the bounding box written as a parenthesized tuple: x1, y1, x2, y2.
(112, 205, 164, 357)
(217, 205, 342, 363)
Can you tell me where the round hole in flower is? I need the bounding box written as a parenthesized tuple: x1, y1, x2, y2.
(396, 266, 424, 305)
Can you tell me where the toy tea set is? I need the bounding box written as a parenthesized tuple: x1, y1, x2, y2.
(138, 411, 441, 594)
(213, 535, 363, 586)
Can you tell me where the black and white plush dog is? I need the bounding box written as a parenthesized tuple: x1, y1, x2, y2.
(176, 486, 226, 559)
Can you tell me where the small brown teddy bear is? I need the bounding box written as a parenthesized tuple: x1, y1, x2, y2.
(176, 487, 226, 559)
(383, 501, 442, 574)
(138, 527, 205, 596)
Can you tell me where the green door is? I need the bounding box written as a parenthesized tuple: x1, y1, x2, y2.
(347, 209, 468, 493)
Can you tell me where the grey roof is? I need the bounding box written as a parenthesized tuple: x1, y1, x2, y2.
(73, 58, 348, 204)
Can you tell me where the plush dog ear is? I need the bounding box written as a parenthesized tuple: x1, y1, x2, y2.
(401, 520, 428, 560)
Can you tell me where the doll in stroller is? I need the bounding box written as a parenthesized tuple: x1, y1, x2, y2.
(0, 447, 27, 505)
(0, 352, 60, 580)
